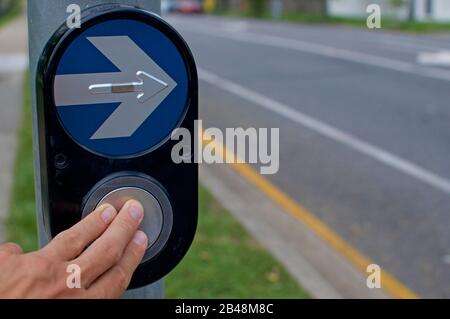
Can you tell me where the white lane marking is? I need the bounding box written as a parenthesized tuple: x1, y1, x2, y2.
(220, 21, 249, 33)
(198, 68, 450, 195)
(377, 33, 450, 49)
(379, 39, 445, 53)
(380, 44, 416, 54)
(0, 54, 28, 73)
(183, 26, 450, 81)
(175, 16, 450, 50)
(417, 51, 450, 66)
(442, 255, 450, 265)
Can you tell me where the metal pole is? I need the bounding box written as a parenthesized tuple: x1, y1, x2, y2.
(408, 0, 416, 21)
(270, 0, 283, 20)
(27, 0, 163, 299)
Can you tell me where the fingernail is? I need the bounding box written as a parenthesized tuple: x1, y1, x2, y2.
(128, 201, 144, 222)
(101, 206, 116, 224)
(133, 230, 148, 247)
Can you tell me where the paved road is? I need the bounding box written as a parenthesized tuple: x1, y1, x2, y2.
(168, 15, 450, 298)
(0, 15, 28, 242)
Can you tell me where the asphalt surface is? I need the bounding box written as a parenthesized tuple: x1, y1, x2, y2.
(168, 15, 450, 298)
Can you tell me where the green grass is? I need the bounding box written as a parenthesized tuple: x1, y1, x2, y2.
(0, 1, 22, 29)
(166, 186, 308, 298)
(215, 10, 450, 33)
(7, 74, 309, 298)
(6, 71, 38, 253)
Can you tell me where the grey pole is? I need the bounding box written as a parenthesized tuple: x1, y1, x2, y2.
(27, 0, 163, 299)
(270, 0, 283, 20)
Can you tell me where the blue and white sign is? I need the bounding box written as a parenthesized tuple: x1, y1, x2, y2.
(53, 19, 189, 157)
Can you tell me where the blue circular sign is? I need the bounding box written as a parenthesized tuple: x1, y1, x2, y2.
(53, 18, 189, 158)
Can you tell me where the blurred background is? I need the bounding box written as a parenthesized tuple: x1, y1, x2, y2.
(164, 0, 450, 27)
(1, 0, 450, 298)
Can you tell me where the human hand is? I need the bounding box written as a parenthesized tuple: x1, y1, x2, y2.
(0, 199, 148, 298)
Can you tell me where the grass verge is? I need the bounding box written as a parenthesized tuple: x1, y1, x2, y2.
(6, 71, 37, 253)
(215, 10, 450, 33)
(7, 74, 309, 298)
(0, 1, 22, 29)
(166, 185, 308, 298)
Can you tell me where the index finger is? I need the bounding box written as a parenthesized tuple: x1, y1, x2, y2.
(74, 199, 144, 287)
(40, 204, 117, 261)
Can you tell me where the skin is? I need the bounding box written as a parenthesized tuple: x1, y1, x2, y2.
(0, 199, 148, 298)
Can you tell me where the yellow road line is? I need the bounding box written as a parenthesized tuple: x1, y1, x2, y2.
(201, 131, 419, 299)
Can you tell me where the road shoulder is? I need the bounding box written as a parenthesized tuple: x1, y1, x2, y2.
(200, 163, 389, 299)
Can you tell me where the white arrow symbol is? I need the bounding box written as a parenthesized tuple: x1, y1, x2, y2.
(89, 71, 169, 103)
(54, 36, 177, 140)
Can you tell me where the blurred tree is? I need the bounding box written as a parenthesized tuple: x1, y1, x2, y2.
(204, 0, 217, 13)
(0, 0, 16, 16)
(215, 0, 229, 12)
(248, 0, 266, 18)
(284, 0, 327, 16)
(390, 0, 407, 7)
(214, 0, 327, 17)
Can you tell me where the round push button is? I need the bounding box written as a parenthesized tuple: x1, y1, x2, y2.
(81, 173, 173, 264)
(96, 187, 163, 262)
